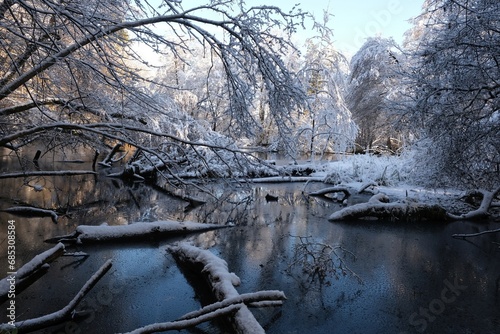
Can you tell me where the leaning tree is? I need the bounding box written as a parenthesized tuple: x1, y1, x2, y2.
(0, 0, 311, 180)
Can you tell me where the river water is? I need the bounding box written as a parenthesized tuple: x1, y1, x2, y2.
(0, 148, 499, 333)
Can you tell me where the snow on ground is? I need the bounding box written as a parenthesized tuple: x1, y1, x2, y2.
(302, 154, 471, 213)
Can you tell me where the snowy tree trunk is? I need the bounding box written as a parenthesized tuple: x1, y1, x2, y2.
(168, 243, 268, 334)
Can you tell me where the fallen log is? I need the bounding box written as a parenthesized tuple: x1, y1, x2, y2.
(0, 259, 112, 333)
(168, 243, 283, 334)
(328, 193, 448, 222)
(46, 221, 231, 244)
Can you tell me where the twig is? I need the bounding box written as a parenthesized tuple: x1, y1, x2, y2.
(452, 228, 500, 239)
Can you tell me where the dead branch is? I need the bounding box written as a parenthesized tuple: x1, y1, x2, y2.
(98, 143, 123, 167)
(46, 221, 231, 244)
(0, 170, 97, 179)
(452, 228, 500, 239)
(0, 243, 65, 301)
(169, 243, 280, 334)
(328, 193, 448, 222)
(358, 181, 378, 194)
(0, 259, 112, 333)
(308, 186, 351, 199)
(447, 186, 500, 221)
(1, 206, 59, 224)
(123, 291, 286, 334)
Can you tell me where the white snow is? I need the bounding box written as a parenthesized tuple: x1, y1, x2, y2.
(0, 243, 65, 296)
(73, 221, 226, 242)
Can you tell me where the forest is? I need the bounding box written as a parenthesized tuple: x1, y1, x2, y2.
(0, 0, 499, 333)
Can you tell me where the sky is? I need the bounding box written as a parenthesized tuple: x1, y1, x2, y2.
(288, 0, 424, 56)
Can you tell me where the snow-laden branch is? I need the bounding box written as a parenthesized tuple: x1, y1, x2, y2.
(447, 186, 500, 220)
(0, 259, 112, 333)
(0, 243, 65, 298)
(1, 206, 59, 224)
(169, 243, 282, 334)
(308, 186, 351, 198)
(46, 221, 230, 243)
(328, 193, 448, 222)
(122, 290, 286, 334)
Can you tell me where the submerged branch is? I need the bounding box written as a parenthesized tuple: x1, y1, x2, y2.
(452, 228, 500, 239)
(1, 206, 59, 224)
(0, 243, 65, 301)
(123, 291, 286, 334)
(0, 259, 112, 333)
(0, 170, 97, 179)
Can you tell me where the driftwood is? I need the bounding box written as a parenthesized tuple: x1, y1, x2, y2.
(1, 206, 59, 224)
(0, 259, 112, 333)
(0, 243, 65, 302)
(46, 221, 231, 244)
(328, 193, 449, 222)
(123, 291, 286, 334)
(169, 243, 285, 334)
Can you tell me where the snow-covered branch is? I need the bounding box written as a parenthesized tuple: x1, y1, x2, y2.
(447, 187, 500, 221)
(0, 243, 65, 299)
(46, 221, 230, 244)
(168, 242, 284, 334)
(0, 259, 112, 333)
(123, 290, 286, 334)
(328, 193, 448, 222)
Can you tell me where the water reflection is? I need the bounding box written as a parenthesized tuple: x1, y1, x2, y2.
(0, 151, 499, 333)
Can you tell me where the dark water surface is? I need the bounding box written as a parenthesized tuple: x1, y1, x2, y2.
(0, 148, 499, 333)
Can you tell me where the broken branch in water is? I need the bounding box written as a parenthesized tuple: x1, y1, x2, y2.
(0, 259, 112, 333)
(1, 206, 60, 224)
(452, 228, 500, 239)
(447, 186, 500, 221)
(122, 291, 286, 334)
(169, 242, 284, 334)
(0, 170, 97, 179)
(46, 220, 231, 244)
(0, 243, 65, 302)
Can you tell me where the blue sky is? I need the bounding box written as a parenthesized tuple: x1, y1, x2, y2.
(283, 0, 424, 56)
